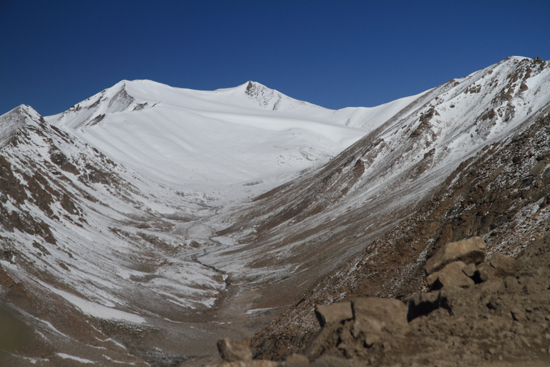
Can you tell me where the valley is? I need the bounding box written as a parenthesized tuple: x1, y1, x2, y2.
(0, 56, 549, 366)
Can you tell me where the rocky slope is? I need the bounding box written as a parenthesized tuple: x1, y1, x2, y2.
(207, 236, 550, 367)
(249, 71, 550, 360)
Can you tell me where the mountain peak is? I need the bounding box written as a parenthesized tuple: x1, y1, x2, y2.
(241, 80, 309, 111)
(48, 80, 144, 129)
(0, 104, 43, 146)
(9, 104, 42, 119)
(244, 80, 268, 92)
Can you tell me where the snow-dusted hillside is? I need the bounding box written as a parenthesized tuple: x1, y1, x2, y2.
(0, 79, 422, 365)
(1, 56, 549, 366)
(246, 56, 550, 358)
(0, 105, 243, 365)
(200, 56, 550, 311)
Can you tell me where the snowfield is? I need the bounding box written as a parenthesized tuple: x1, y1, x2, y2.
(47, 80, 421, 202)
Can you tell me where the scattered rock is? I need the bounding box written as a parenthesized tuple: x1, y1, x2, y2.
(315, 302, 353, 327)
(425, 236, 486, 275)
(217, 338, 253, 362)
(250, 233, 550, 367)
(476, 262, 496, 282)
(352, 297, 410, 336)
(426, 261, 475, 289)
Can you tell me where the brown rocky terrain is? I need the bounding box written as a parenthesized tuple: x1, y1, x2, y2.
(208, 236, 550, 366)
(249, 108, 550, 361)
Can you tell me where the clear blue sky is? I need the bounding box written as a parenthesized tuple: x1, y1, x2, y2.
(1, 0, 549, 116)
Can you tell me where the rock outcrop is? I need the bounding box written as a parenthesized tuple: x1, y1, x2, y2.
(314, 302, 353, 327)
(424, 236, 486, 275)
(426, 261, 475, 289)
(218, 234, 550, 367)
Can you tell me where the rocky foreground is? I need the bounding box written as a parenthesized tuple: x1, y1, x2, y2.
(206, 236, 550, 367)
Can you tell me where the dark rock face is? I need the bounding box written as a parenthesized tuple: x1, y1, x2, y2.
(0, 155, 57, 244)
(49, 149, 80, 175)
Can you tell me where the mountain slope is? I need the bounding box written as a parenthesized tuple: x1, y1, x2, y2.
(200, 56, 549, 283)
(0, 105, 237, 365)
(238, 56, 550, 359)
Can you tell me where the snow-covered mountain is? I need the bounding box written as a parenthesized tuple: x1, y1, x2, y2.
(0, 81, 419, 365)
(0, 56, 549, 366)
(46, 80, 420, 202)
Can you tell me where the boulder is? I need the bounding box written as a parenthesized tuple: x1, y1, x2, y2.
(489, 253, 516, 276)
(462, 263, 477, 278)
(476, 262, 496, 282)
(425, 237, 486, 275)
(284, 353, 310, 367)
(426, 261, 475, 289)
(217, 338, 253, 362)
(303, 322, 342, 360)
(352, 297, 410, 336)
(480, 279, 504, 294)
(315, 302, 353, 327)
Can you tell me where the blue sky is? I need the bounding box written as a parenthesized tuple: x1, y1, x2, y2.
(1, 1, 549, 116)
